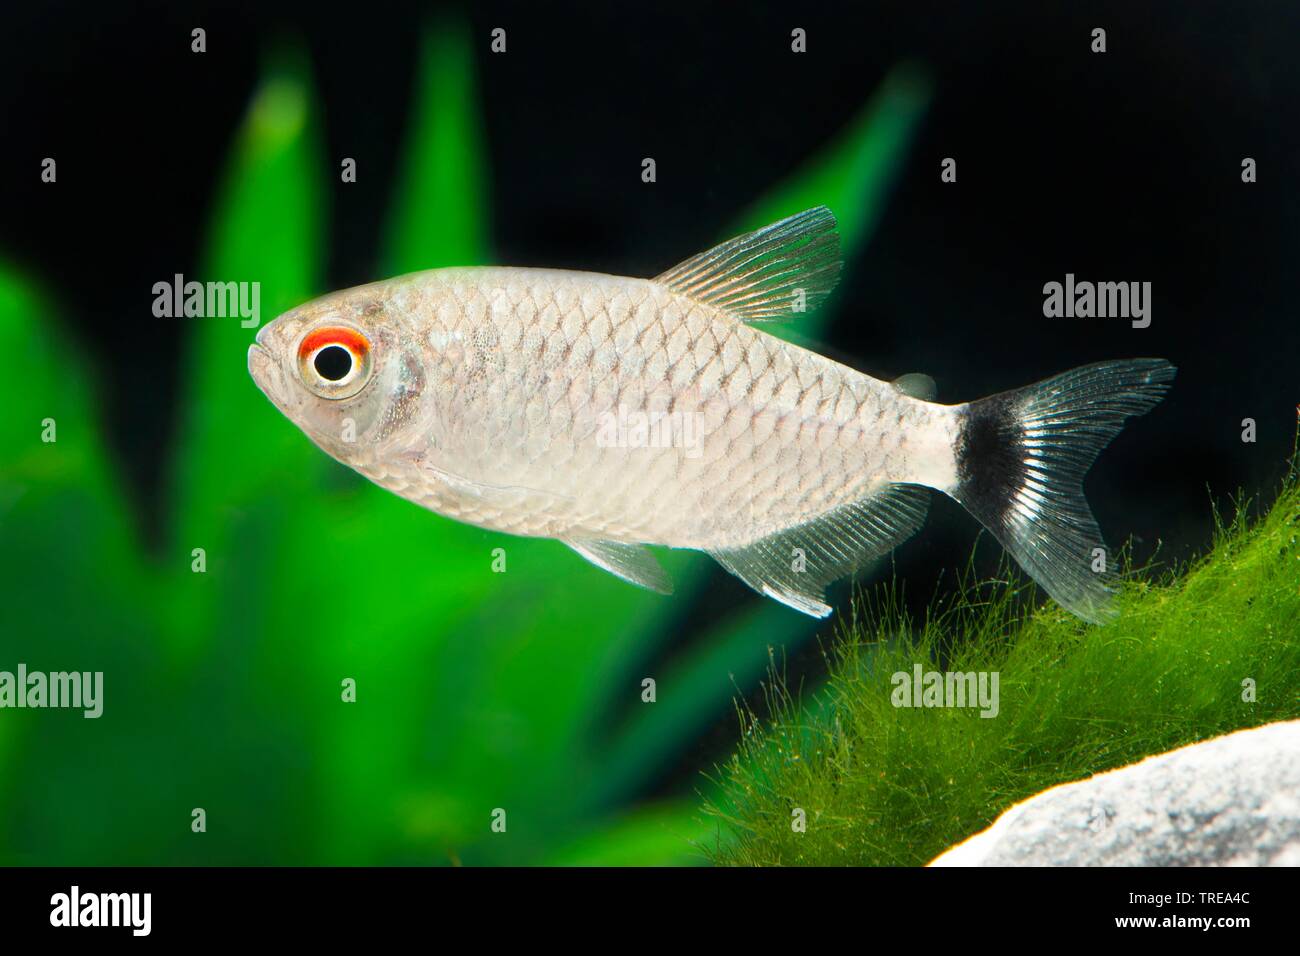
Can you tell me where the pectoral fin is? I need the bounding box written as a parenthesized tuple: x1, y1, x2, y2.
(410, 454, 575, 510)
(563, 538, 674, 595)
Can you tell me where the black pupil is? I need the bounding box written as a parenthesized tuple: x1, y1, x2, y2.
(314, 345, 353, 381)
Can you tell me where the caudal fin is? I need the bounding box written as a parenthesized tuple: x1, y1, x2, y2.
(950, 359, 1176, 623)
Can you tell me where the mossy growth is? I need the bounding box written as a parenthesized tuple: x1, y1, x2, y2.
(703, 449, 1300, 866)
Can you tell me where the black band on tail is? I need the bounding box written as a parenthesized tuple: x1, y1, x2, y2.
(955, 394, 1023, 523)
(951, 359, 1176, 624)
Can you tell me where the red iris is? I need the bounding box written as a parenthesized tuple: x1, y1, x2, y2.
(299, 326, 370, 363)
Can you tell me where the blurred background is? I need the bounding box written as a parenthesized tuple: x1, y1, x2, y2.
(1, 1, 1297, 864)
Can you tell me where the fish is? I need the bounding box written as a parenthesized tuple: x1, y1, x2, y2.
(247, 207, 1175, 622)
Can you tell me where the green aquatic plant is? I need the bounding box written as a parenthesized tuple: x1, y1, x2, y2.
(703, 455, 1300, 866)
(0, 22, 929, 865)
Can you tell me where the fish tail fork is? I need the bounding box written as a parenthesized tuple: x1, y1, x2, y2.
(948, 359, 1177, 623)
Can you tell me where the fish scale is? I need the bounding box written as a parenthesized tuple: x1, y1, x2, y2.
(379, 267, 894, 546)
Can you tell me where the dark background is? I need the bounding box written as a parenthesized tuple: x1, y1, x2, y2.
(3, 1, 1297, 792)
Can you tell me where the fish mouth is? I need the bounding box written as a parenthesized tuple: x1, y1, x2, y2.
(248, 340, 293, 414)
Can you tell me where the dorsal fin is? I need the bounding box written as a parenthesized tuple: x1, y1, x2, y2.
(654, 206, 841, 323)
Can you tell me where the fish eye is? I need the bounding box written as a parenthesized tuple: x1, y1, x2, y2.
(297, 325, 373, 399)
(314, 345, 353, 381)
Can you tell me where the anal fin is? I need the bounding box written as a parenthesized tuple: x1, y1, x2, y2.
(708, 484, 929, 618)
(563, 538, 674, 595)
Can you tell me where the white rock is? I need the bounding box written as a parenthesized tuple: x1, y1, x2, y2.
(929, 719, 1300, 866)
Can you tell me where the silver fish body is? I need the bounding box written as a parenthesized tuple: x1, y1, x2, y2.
(250, 208, 1174, 621)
